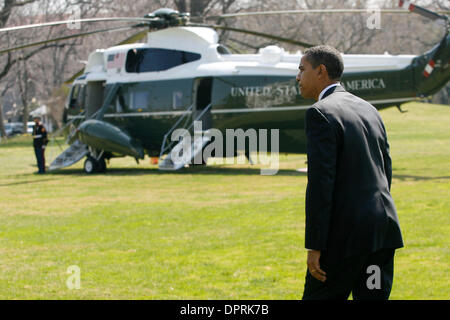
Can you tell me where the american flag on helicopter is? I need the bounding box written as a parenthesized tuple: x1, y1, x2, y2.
(107, 52, 126, 69)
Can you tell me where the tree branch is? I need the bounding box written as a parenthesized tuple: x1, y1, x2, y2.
(13, 0, 36, 7)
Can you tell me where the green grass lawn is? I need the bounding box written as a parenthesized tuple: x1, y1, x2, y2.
(0, 102, 448, 299)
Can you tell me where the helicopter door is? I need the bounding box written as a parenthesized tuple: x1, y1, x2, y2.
(193, 77, 212, 130)
(85, 81, 105, 118)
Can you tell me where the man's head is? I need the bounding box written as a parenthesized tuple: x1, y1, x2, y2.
(33, 116, 41, 124)
(296, 45, 344, 101)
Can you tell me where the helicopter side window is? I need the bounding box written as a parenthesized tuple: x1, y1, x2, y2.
(69, 84, 85, 109)
(105, 87, 129, 113)
(117, 91, 128, 112)
(126, 49, 139, 72)
(125, 48, 201, 73)
(130, 91, 149, 110)
(106, 96, 125, 113)
(69, 85, 79, 108)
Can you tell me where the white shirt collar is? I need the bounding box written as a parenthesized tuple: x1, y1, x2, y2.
(318, 83, 339, 101)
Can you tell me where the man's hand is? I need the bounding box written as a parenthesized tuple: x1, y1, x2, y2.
(307, 250, 326, 282)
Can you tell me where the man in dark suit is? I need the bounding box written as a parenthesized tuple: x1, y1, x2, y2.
(296, 45, 403, 300)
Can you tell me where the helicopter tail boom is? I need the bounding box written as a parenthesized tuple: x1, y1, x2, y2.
(400, 1, 450, 97)
(412, 33, 450, 97)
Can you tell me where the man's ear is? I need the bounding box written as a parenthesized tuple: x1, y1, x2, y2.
(318, 64, 328, 79)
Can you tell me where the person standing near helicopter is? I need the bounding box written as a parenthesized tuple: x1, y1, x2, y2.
(32, 116, 48, 174)
(296, 45, 403, 300)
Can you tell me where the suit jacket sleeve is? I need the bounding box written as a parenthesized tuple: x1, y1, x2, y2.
(381, 123, 392, 191)
(305, 107, 337, 251)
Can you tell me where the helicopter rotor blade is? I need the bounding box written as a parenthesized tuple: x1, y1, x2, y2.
(64, 69, 86, 85)
(0, 25, 142, 55)
(116, 29, 148, 45)
(204, 8, 450, 20)
(64, 29, 148, 84)
(189, 23, 316, 48)
(0, 17, 157, 33)
(399, 1, 448, 21)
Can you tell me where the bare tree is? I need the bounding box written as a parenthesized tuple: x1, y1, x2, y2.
(0, 0, 38, 137)
(16, 59, 33, 129)
(0, 0, 75, 136)
(0, 77, 15, 138)
(1, 0, 131, 132)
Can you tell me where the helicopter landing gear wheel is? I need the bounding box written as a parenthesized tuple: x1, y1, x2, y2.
(97, 157, 106, 173)
(84, 156, 107, 174)
(84, 156, 97, 174)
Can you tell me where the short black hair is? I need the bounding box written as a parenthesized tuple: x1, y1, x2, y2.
(303, 45, 344, 80)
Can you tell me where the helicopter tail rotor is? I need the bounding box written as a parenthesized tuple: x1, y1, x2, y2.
(400, 1, 449, 79)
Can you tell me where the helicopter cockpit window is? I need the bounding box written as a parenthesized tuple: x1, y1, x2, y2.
(125, 48, 201, 73)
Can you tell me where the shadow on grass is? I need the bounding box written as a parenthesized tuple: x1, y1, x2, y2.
(5, 170, 447, 184)
(0, 177, 65, 187)
(48, 170, 449, 180)
(46, 165, 306, 177)
(393, 174, 450, 181)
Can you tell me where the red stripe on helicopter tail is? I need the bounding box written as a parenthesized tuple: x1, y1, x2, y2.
(423, 60, 435, 77)
(399, 0, 414, 11)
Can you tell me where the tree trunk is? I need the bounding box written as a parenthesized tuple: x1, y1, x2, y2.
(0, 97, 6, 138)
(190, 0, 204, 17)
(174, 0, 187, 13)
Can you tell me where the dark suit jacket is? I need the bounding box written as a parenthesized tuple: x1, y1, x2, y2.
(305, 84, 403, 262)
